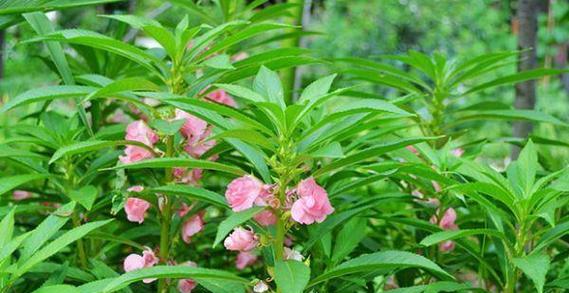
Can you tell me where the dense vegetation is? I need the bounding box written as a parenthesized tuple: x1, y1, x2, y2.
(0, 1, 568, 292)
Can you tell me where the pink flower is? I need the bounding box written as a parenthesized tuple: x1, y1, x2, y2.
(119, 145, 154, 163)
(225, 175, 264, 212)
(127, 185, 144, 193)
(123, 248, 158, 283)
(173, 167, 203, 185)
(125, 120, 159, 145)
(439, 240, 456, 253)
(120, 120, 158, 163)
(452, 148, 465, 157)
(181, 212, 205, 244)
(439, 208, 458, 230)
(177, 261, 198, 293)
(13, 190, 32, 201)
(253, 210, 277, 226)
(232, 52, 249, 62)
(291, 177, 334, 225)
(432, 181, 442, 192)
(253, 281, 269, 293)
(406, 145, 419, 155)
(235, 251, 257, 270)
(284, 247, 304, 261)
(224, 227, 259, 252)
(207, 89, 237, 108)
(124, 197, 151, 224)
(175, 109, 216, 159)
(178, 203, 191, 217)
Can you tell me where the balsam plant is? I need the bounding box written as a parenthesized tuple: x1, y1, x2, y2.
(0, 1, 568, 293)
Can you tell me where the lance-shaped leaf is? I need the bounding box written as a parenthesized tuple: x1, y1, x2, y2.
(106, 158, 245, 176)
(213, 207, 264, 247)
(0, 174, 49, 196)
(150, 185, 227, 209)
(420, 229, 509, 247)
(275, 260, 310, 293)
(307, 250, 453, 287)
(512, 254, 550, 293)
(0, 85, 95, 113)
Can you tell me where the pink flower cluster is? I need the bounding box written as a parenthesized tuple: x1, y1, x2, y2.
(120, 121, 159, 164)
(123, 248, 159, 283)
(430, 208, 459, 252)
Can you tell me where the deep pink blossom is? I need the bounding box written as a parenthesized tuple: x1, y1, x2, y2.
(291, 177, 334, 225)
(224, 227, 258, 252)
(124, 197, 151, 224)
(181, 212, 205, 244)
(225, 175, 264, 212)
(235, 251, 257, 270)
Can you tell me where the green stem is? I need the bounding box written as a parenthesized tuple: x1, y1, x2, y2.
(274, 214, 286, 262)
(72, 211, 88, 269)
(158, 135, 174, 293)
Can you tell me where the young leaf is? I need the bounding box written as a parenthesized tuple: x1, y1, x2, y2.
(253, 66, 285, 108)
(299, 74, 337, 102)
(203, 54, 235, 70)
(274, 260, 310, 293)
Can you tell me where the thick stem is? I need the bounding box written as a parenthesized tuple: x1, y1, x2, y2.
(273, 214, 286, 262)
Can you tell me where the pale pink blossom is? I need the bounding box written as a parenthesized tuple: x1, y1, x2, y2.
(224, 227, 258, 252)
(439, 240, 456, 253)
(225, 175, 264, 212)
(284, 247, 304, 261)
(253, 281, 269, 293)
(253, 210, 277, 226)
(439, 208, 458, 230)
(432, 181, 442, 193)
(13, 190, 32, 201)
(181, 212, 205, 244)
(235, 251, 257, 270)
(452, 148, 465, 157)
(406, 145, 419, 155)
(232, 52, 249, 62)
(173, 167, 203, 185)
(178, 202, 191, 217)
(291, 177, 334, 225)
(177, 261, 198, 293)
(127, 185, 144, 193)
(207, 89, 237, 108)
(123, 248, 158, 283)
(124, 197, 151, 224)
(174, 109, 216, 159)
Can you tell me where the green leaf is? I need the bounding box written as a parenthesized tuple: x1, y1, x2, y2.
(150, 119, 185, 136)
(332, 217, 367, 263)
(20, 202, 76, 261)
(101, 266, 248, 292)
(87, 77, 159, 100)
(108, 158, 245, 176)
(0, 208, 15, 248)
(313, 137, 435, 177)
(14, 219, 113, 278)
(0, 85, 95, 113)
(254, 66, 285, 108)
(507, 139, 537, 198)
(308, 250, 453, 287)
(150, 185, 228, 209)
(0, 174, 48, 196)
(49, 139, 156, 164)
(68, 185, 97, 210)
(464, 68, 566, 95)
(309, 142, 344, 158)
(33, 285, 80, 293)
(214, 84, 265, 103)
(203, 54, 235, 70)
(274, 260, 310, 293)
(456, 110, 567, 126)
(213, 207, 264, 247)
(512, 253, 549, 293)
(420, 229, 508, 247)
(299, 74, 336, 102)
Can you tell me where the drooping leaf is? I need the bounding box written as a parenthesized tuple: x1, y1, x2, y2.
(213, 207, 264, 247)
